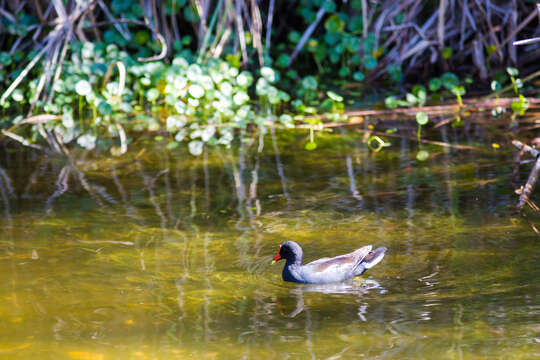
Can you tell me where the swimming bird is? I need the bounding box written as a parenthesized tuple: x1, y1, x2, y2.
(271, 241, 386, 284)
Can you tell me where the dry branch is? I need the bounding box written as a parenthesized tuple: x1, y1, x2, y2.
(512, 140, 540, 209)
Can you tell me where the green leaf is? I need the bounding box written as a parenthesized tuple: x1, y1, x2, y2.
(387, 65, 402, 82)
(429, 78, 441, 91)
(135, 30, 150, 45)
(362, 34, 376, 53)
(363, 55, 377, 70)
(320, 98, 334, 112)
(506, 67, 519, 77)
(338, 67, 350, 77)
(416, 111, 429, 125)
(11, 89, 24, 102)
(347, 17, 363, 34)
(97, 101, 112, 115)
(342, 36, 359, 52)
(260, 66, 277, 83)
(451, 86, 466, 96)
(324, 14, 345, 33)
(301, 76, 318, 91)
(0, 52, 12, 66)
(288, 31, 301, 44)
(416, 150, 429, 161)
(146, 88, 160, 101)
(75, 80, 92, 96)
(77, 133, 97, 150)
(442, 47, 452, 59)
(188, 84, 204, 98)
(351, 0, 363, 11)
(276, 54, 290, 68)
(166, 115, 187, 131)
(305, 141, 317, 151)
(441, 72, 459, 90)
(486, 44, 497, 55)
(279, 114, 295, 128)
(353, 71, 365, 82)
(511, 94, 529, 115)
(322, 0, 336, 12)
(233, 91, 249, 105)
(406, 93, 417, 105)
(188, 140, 203, 156)
(326, 91, 343, 102)
(324, 32, 341, 45)
(385, 96, 398, 109)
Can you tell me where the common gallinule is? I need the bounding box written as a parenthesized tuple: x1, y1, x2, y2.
(271, 241, 386, 284)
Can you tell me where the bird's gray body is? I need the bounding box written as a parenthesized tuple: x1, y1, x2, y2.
(278, 241, 386, 284)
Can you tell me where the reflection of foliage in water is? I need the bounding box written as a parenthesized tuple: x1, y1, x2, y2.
(0, 126, 538, 359)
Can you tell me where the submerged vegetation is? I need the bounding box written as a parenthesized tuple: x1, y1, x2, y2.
(0, 0, 539, 154)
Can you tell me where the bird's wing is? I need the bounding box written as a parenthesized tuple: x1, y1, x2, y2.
(304, 245, 373, 273)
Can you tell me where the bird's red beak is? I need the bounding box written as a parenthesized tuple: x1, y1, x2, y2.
(271, 245, 282, 264)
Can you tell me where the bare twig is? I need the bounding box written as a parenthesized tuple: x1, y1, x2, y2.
(265, 0, 275, 55)
(288, 6, 326, 66)
(1, 130, 45, 150)
(512, 139, 540, 209)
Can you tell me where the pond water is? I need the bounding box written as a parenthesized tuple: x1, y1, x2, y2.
(0, 125, 538, 359)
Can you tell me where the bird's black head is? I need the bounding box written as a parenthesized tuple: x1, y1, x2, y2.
(272, 241, 303, 264)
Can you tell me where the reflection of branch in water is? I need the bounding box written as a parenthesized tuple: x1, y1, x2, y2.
(110, 166, 139, 219)
(203, 232, 214, 342)
(22, 158, 48, 199)
(346, 154, 364, 204)
(450, 303, 464, 360)
(0, 167, 15, 197)
(70, 163, 107, 208)
(0, 166, 13, 221)
(287, 288, 306, 318)
(357, 301, 368, 322)
(161, 151, 174, 223)
(304, 305, 316, 360)
(44, 165, 70, 214)
(227, 145, 249, 231)
(189, 165, 198, 223)
(203, 149, 211, 212)
(139, 163, 168, 230)
(271, 127, 290, 200)
(248, 132, 264, 218)
(174, 231, 190, 337)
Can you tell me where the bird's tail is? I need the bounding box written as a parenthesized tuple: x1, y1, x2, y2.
(362, 247, 387, 269)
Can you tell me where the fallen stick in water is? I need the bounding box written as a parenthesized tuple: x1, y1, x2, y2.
(345, 98, 540, 118)
(512, 140, 540, 209)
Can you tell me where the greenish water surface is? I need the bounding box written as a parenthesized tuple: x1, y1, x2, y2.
(0, 128, 538, 359)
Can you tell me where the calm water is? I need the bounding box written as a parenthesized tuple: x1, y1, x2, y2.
(0, 126, 538, 359)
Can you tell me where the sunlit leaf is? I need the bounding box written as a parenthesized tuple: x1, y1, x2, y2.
(75, 80, 92, 96)
(260, 67, 277, 83)
(166, 115, 187, 131)
(279, 114, 295, 128)
(305, 141, 317, 151)
(77, 133, 96, 150)
(416, 150, 429, 161)
(188, 140, 203, 156)
(201, 126, 216, 142)
(506, 67, 519, 77)
(188, 84, 204, 98)
(385, 96, 398, 109)
(416, 112, 429, 125)
(326, 91, 343, 102)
